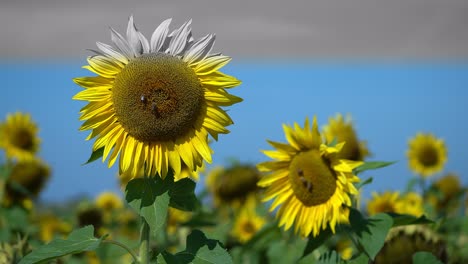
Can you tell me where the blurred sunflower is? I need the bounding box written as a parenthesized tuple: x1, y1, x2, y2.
(396, 192, 424, 217)
(367, 191, 400, 216)
(428, 173, 462, 213)
(335, 239, 354, 260)
(36, 214, 72, 242)
(407, 133, 447, 177)
(73, 16, 242, 178)
(374, 225, 447, 264)
(0, 112, 40, 161)
(95, 191, 123, 212)
(231, 197, 266, 243)
(167, 207, 192, 235)
(322, 114, 369, 161)
(206, 164, 260, 207)
(257, 117, 362, 237)
(77, 205, 104, 236)
(5, 159, 50, 205)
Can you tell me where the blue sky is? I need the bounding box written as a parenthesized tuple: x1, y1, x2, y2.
(1, 60, 467, 202)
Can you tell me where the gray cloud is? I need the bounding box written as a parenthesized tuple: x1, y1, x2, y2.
(1, 0, 468, 59)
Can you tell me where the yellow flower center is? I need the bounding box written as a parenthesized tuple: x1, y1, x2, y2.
(288, 149, 337, 206)
(12, 129, 34, 150)
(418, 145, 439, 167)
(112, 53, 204, 142)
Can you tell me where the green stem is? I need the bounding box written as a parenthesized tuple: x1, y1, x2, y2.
(139, 218, 150, 264)
(103, 239, 138, 263)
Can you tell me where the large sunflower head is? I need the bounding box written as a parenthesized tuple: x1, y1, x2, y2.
(5, 159, 50, 203)
(322, 114, 369, 161)
(407, 133, 447, 177)
(206, 163, 261, 207)
(73, 16, 242, 178)
(0, 112, 40, 161)
(257, 117, 363, 237)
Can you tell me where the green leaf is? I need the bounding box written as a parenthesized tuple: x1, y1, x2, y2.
(355, 177, 373, 190)
(347, 253, 370, 264)
(388, 213, 434, 227)
(302, 226, 333, 257)
(349, 209, 393, 260)
(168, 177, 198, 211)
(412, 252, 443, 264)
(125, 177, 170, 236)
(125, 171, 199, 235)
(82, 147, 104, 165)
(353, 161, 396, 175)
(158, 230, 232, 264)
(267, 238, 307, 264)
(317, 251, 343, 264)
(0, 164, 11, 180)
(19, 226, 104, 264)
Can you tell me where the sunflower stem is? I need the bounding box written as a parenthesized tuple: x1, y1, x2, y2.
(103, 239, 138, 263)
(139, 217, 150, 264)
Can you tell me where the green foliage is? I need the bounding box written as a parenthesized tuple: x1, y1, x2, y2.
(353, 161, 395, 175)
(412, 252, 443, 264)
(266, 238, 307, 264)
(388, 213, 434, 227)
(302, 227, 333, 257)
(19, 226, 105, 264)
(0, 206, 30, 242)
(83, 147, 104, 165)
(157, 230, 232, 264)
(348, 209, 393, 260)
(355, 177, 373, 190)
(125, 171, 199, 236)
(317, 251, 342, 264)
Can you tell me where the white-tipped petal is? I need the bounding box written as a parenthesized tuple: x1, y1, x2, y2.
(126, 15, 143, 56)
(169, 19, 192, 56)
(183, 34, 215, 64)
(110, 27, 134, 58)
(138, 32, 150, 53)
(96, 42, 129, 64)
(150, 18, 172, 52)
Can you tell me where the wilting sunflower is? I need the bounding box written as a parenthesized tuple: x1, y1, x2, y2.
(257, 117, 363, 237)
(73, 16, 242, 178)
(407, 133, 447, 177)
(322, 114, 369, 161)
(0, 112, 40, 161)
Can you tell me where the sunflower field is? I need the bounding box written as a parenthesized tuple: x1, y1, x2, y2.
(1, 16, 467, 264)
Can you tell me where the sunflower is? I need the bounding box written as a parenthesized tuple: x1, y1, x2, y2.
(231, 196, 266, 243)
(36, 213, 72, 242)
(322, 114, 369, 161)
(396, 192, 424, 217)
(73, 16, 242, 178)
(5, 159, 50, 204)
(428, 173, 462, 213)
(167, 207, 192, 235)
(95, 191, 123, 212)
(206, 163, 261, 208)
(407, 133, 447, 177)
(0, 112, 40, 161)
(374, 225, 447, 264)
(257, 117, 362, 237)
(367, 192, 400, 216)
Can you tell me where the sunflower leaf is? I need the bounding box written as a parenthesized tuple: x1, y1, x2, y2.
(353, 161, 396, 175)
(355, 177, 373, 190)
(302, 226, 333, 257)
(349, 208, 393, 260)
(125, 176, 170, 235)
(83, 147, 104, 165)
(169, 176, 198, 211)
(19, 226, 105, 264)
(387, 213, 434, 227)
(316, 251, 343, 264)
(412, 252, 443, 264)
(157, 229, 232, 264)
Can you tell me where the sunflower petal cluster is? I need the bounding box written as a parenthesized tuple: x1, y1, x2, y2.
(407, 133, 447, 177)
(73, 16, 242, 178)
(257, 117, 362, 237)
